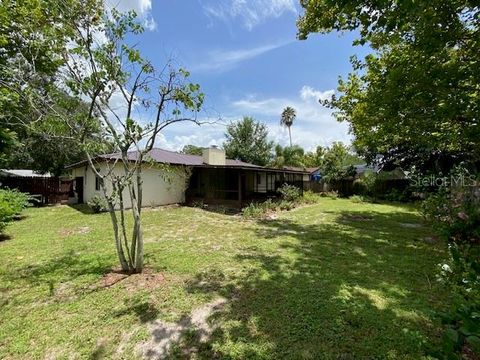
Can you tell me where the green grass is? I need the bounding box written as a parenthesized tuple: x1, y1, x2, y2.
(0, 199, 449, 359)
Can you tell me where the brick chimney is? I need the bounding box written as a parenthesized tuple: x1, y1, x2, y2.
(202, 146, 226, 166)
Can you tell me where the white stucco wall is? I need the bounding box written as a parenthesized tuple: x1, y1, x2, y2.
(70, 162, 188, 208)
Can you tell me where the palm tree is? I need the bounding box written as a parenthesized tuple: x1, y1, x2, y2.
(280, 106, 296, 147)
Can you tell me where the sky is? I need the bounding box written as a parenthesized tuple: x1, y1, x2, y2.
(112, 0, 370, 152)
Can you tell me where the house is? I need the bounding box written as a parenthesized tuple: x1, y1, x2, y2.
(66, 147, 308, 208)
(306, 167, 321, 182)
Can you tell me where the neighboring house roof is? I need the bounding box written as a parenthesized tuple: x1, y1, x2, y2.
(67, 148, 308, 174)
(306, 167, 320, 174)
(351, 164, 379, 174)
(282, 166, 305, 172)
(0, 169, 52, 178)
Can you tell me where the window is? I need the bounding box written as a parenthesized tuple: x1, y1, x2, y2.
(256, 173, 261, 185)
(95, 176, 103, 191)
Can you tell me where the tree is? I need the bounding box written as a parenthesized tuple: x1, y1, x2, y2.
(5, 4, 204, 273)
(5, 91, 111, 175)
(0, 0, 94, 169)
(280, 106, 296, 147)
(181, 145, 203, 156)
(271, 145, 305, 168)
(224, 116, 274, 166)
(62, 10, 203, 273)
(297, 0, 480, 174)
(321, 142, 359, 182)
(303, 146, 325, 168)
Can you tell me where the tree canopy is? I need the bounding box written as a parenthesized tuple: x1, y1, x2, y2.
(271, 145, 305, 168)
(181, 145, 204, 156)
(224, 116, 274, 166)
(0, 0, 107, 174)
(298, 0, 480, 174)
(280, 106, 296, 147)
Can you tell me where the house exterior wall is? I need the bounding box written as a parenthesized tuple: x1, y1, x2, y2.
(70, 162, 188, 208)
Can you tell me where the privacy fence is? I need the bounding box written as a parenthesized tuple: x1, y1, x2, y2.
(0, 176, 74, 204)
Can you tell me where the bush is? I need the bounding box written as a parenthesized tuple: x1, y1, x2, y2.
(422, 187, 480, 358)
(278, 184, 301, 202)
(352, 178, 368, 195)
(260, 199, 278, 212)
(384, 188, 410, 202)
(349, 195, 365, 203)
(242, 202, 265, 218)
(278, 200, 295, 211)
(87, 195, 107, 213)
(0, 189, 29, 232)
(302, 190, 321, 204)
(320, 191, 338, 199)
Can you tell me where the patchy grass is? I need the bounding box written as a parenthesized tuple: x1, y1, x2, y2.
(0, 199, 449, 359)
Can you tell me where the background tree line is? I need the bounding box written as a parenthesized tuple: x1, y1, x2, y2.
(181, 115, 364, 180)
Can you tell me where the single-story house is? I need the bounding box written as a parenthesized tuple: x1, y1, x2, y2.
(306, 167, 321, 182)
(66, 147, 308, 208)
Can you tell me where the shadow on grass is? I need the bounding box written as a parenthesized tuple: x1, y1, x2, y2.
(112, 296, 159, 323)
(67, 203, 95, 214)
(175, 207, 447, 359)
(2, 250, 113, 300)
(0, 233, 12, 242)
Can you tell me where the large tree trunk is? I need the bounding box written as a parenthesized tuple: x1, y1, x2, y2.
(288, 126, 292, 147)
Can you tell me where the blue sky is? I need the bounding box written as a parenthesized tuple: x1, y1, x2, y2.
(114, 0, 370, 152)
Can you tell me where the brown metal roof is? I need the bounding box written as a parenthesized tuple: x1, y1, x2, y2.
(68, 148, 260, 168)
(67, 148, 308, 174)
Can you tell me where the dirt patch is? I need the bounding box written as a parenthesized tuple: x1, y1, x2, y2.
(124, 270, 166, 292)
(342, 214, 374, 222)
(136, 298, 226, 359)
(99, 271, 130, 288)
(92, 268, 166, 291)
(400, 222, 423, 228)
(58, 226, 91, 237)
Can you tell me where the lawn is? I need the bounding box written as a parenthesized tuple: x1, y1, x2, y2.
(0, 198, 449, 359)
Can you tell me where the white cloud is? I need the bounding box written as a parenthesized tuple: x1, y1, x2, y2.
(300, 85, 335, 102)
(152, 86, 350, 152)
(202, 0, 297, 30)
(154, 120, 229, 151)
(107, 0, 157, 31)
(191, 40, 292, 73)
(232, 86, 350, 149)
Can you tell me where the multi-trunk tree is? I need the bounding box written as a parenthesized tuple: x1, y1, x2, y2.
(2, 1, 204, 273)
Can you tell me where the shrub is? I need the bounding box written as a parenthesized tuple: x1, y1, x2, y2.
(242, 202, 264, 218)
(352, 178, 368, 195)
(260, 199, 278, 212)
(349, 195, 365, 203)
(302, 190, 321, 204)
(361, 172, 377, 196)
(422, 187, 480, 358)
(384, 188, 410, 202)
(320, 191, 338, 199)
(0, 189, 29, 232)
(278, 200, 294, 211)
(278, 184, 301, 202)
(87, 195, 108, 213)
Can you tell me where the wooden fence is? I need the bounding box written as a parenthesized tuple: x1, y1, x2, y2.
(305, 178, 411, 197)
(0, 176, 74, 204)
